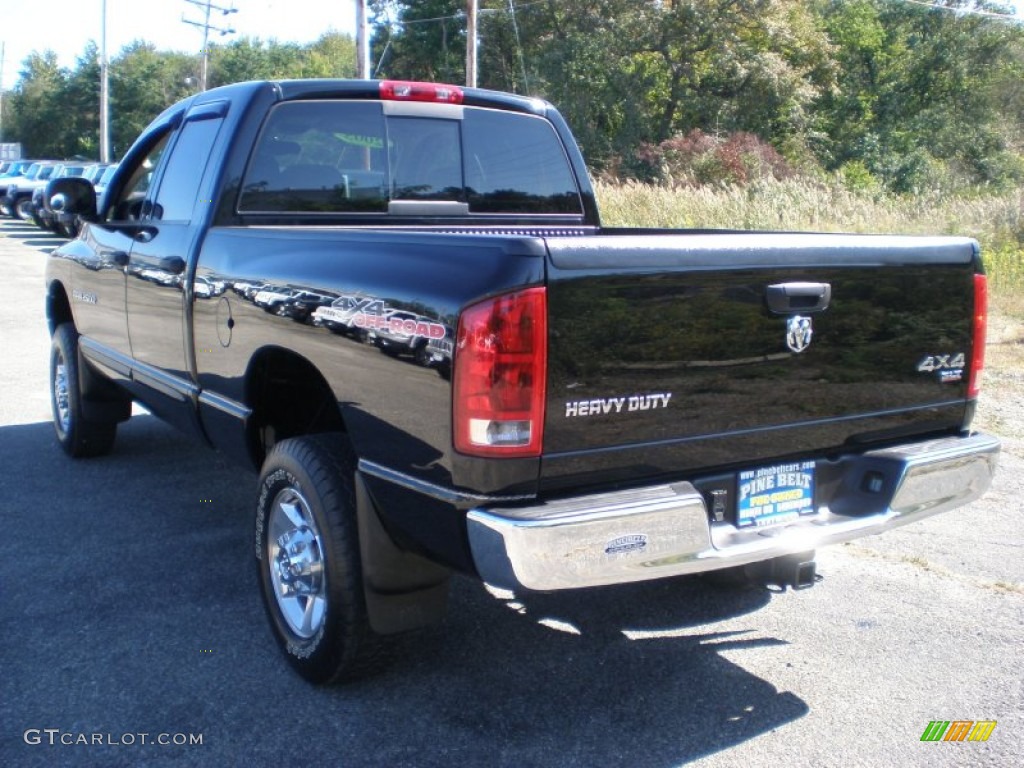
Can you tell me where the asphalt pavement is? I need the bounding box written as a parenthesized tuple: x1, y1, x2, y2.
(0, 218, 1021, 767)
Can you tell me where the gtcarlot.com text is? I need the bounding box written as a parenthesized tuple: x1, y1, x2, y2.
(24, 729, 203, 747)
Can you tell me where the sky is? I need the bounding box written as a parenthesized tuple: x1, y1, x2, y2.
(0, 0, 358, 89)
(3, 0, 1024, 90)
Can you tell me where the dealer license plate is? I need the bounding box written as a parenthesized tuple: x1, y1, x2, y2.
(736, 460, 816, 528)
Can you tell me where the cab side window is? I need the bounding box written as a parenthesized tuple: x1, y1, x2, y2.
(109, 133, 170, 221)
(239, 101, 389, 213)
(150, 115, 224, 221)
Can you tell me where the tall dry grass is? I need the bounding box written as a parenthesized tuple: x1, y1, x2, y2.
(594, 178, 1024, 309)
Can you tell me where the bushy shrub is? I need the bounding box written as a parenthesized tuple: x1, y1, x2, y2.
(838, 160, 882, 195)
(634, 129, 795, 186)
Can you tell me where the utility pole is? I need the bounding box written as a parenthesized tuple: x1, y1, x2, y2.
(356, 0, 370, 79)
(182, 0, 237, 91)
(100, 0, 110, 163)
(466, 0, 478, 87)
(0, 41, 6, 144)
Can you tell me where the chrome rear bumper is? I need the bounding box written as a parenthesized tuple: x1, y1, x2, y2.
(467, 432, 1000, 591)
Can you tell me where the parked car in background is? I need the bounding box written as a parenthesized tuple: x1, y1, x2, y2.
(0, 159, 33, 181)
(193, 275, 227, 298)
(369, 308, 445, 366)
(52, 163, 115, 238)
(92, 164, 116, 198)
(30, 162, 93, 229)
(2, 160, 59, 219)
(252, 284, 296, 314)
(276, 289, 337, 323)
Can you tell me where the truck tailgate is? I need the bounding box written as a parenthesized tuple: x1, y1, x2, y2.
(540, 232, 980, 492)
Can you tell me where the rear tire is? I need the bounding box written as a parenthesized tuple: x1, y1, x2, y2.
(50, 323, 118, 458)
(255, 434, 387, 684)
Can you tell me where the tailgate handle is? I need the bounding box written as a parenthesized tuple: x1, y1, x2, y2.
(766, 282, 832, 314)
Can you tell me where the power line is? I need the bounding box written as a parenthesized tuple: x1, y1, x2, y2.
(376, 0, 545, 29)
(507, 0, 530, 92)
(895, 0, 1024, 23)
(372, 1, 541, 88)
(182, 0, 239, 91)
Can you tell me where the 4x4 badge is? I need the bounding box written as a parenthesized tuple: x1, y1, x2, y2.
(786, 315, 813, 353)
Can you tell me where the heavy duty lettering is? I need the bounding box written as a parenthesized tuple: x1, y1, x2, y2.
(565, 393, 672, 418)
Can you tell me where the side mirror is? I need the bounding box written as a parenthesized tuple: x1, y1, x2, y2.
(46, 177, 97, 220)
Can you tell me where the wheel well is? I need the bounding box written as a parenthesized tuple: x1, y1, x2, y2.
(47, 282, 73, 336)
(246, 348, 346, 467)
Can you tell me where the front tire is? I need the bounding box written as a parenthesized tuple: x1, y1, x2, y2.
(50, 323, 118, 457)
(15, 198, 34, 221)
(255, 434, 385, 684)
(413, 342, 431, 367)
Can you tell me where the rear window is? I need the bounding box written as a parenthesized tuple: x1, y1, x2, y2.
(239, 100, 582, 215)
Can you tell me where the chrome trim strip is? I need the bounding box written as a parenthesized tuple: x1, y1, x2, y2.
(545, 400, 970, 459)
(387, 201, 470, 217)
(468, 432, 1000, 592)
(80, 338, 197, 403)
(198, 390, 252, 420)
(79, 337, 132, 377)
(357, 459, 536, 505)
(381, 101, 464, 119)
(130, 362, 198, 403)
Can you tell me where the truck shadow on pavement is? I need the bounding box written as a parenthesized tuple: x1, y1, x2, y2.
(376, 579, 807, 766)
(0, 417, 807, 767)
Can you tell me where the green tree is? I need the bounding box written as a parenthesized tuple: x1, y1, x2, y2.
(488, 1, 835, 171)
(208, 33, 356, 86)
(371, 0, 467, 83)
(61, 43, 102, 159)
(301, 33, 358, 78)
(7, 51, 67, 157)
(210, 38, 303, 85)
(110, 42, 195, 157)
(821, 0, 1024, 191)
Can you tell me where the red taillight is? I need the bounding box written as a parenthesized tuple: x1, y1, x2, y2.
(453, 287, 547, 457)
(968, 273, 988, 399)
(379, 80, 464, 104)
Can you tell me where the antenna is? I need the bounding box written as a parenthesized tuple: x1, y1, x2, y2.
(182, 0, 238, 91)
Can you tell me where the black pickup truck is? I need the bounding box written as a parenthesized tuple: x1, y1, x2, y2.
(45, 79, 999, 684)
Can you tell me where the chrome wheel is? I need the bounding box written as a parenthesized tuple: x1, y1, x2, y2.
(256, 435, 389, 683)
(267, 487, 327, 638)
(53, 348, 71, 435)
(49, 323, 121, 458)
